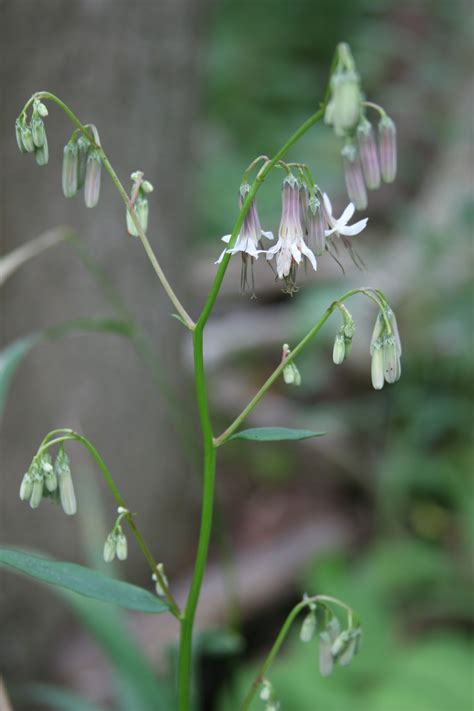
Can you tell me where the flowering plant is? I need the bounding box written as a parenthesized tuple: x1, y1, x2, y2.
(2, 42, 400, 710)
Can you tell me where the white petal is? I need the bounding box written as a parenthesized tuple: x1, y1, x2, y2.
(221, 234, 232, 244)
(339, 202, 355, 224)
(322, 193, 333, 217)
(215, 248, 227, 264)
(291, 242, 302, 263)
(301, 242, 317, 271)
(324, 226, 338, 238)
(339, 217, 368, 236)
(261, 230, 274, 241)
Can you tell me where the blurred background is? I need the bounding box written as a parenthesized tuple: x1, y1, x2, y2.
(0, 0, 473, 710)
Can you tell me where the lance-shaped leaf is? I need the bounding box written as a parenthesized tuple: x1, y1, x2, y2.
(229, 427, 326, 442)
(0, 548, 169, 613)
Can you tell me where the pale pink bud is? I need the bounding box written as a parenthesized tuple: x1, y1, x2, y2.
(357, 119, 381, 190)
(341, 145, 367, 210)
(378, 115, 397, 183)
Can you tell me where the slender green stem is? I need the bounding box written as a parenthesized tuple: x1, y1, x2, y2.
(214, 287, 382, 446)
(177, 325, 217, 710)
(239, 594, 354, 711)
(38, 431, 181, 618)
(20, 92, 195, 331)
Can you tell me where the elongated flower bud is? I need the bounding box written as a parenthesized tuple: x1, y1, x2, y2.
(378, 115, 397, 183)
(55, 449, 77, 515)
(76, 136, 90, 189)
(387, 306, 402, 355)
(333, 333, 346, 365)
(62, 142, 78, 198)
(84, 149, 102, 208)
(371, 340, 385, 390)
(136, 196, 149, 233)
(19, 472, 33, 501)
(35, 134, 49, 166)
(370, 311, 384, 355)
(152, 563, 169, 596)
(34, 100, 49, 118)
(29, 478, 44, 509)
(31, 117, 46, 148)
(300, 611, 316, 642)
(116, 532, 128, 561)
(21, 125, 35, 153)
(341, 145, 367, 210)
(383, 335, 401, 384)
(307, 195, 326, 256)
(319, 631, 334, 677)
(103, 533, 116, 563)
(325, 70, 362, 137)
(357, 119, 381, 190)
(15, 119, 27, 153)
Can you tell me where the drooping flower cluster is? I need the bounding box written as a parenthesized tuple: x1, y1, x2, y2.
(19, 446, 76, 515)
(62, 133, 102, 208)
(126, 171, 154, 237)
(15, 100, 49, 166)
(369, 306, 402, 389)
(324, 43, 397, 210)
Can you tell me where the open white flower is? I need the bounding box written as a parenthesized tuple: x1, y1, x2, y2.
(323, 193, 368, 238)
(215, 185, 273, 265)
(266, 176, 316, 292)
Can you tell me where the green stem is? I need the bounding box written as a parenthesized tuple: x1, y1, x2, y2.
(177, 325, 217, 710)
(21, 92, 195, 331)
(239, 594, 354, 711)
(214, 287, 381, 446)
(38, 432, 182, 618)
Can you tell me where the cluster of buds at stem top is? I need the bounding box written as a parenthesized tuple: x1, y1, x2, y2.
(62, 133, 102, 208)
(298, 597, 362, 677)
(259, 679, 280, 711)
(324, 43, 362, 137)
(281, 343, 301, 386)
(126, 171, 154, 237)
(370, 305, 402, 389)
(332, 306, 355, 365)
(19, 446, 76, 515)
(216, 183, 273, 295)
(15, 100, 49, 166)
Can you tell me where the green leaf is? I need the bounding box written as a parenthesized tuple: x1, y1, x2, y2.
(0, 548, 169, 613)
(229, 427, 326, 442)
(0, 227, 71, 288)
(0, 317, 133, 419)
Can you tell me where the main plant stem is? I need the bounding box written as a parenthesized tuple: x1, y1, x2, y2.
(177, 325, 217, 710)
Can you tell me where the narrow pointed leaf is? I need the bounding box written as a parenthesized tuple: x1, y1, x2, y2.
(229, 427, 326, 442)
(0, 548, 169, 613)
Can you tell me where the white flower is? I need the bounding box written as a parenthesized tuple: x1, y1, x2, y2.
(323, 193, 368, 238)
(266, 177, 317, 288)
(215, 185, 273, 264)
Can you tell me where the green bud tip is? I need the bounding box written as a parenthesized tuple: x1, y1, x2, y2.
(34, 134, 49, 166)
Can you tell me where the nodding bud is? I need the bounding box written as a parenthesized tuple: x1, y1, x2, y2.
(44, 465, 58, 493)
(34, 100, 49, 118)
(383, 335, 401, 384)
(378, 115, 397, 183)
(115, 532, 128, 561)
(371, 340, 385, 390)
(55, 449, 77, 515)
(333, 333, 346, 365)
(341, 144, 367, 210)
(19, 472, 33, 501)
(325, 70, 362, 136)
(300, 611, 317, 642)
(152, 563, 169, 596)
(370, 311, 384, 355)
(76, 136, 90, 190)
(62, 142, 79, 198)
(15, 118, 27, 153)
(141, 180, 154, 194)
(259, 680, 272, 701)
(307, 195, 327, 256)
(357, 119, 381, 190)
(84, 149, 102, 208)
(387, 306, 402, 356)
(35, 135, 49, 166)
(31, 117, 46, 148)
(103, 533, 116, 563)
(29, 479, 44, 509)
(319, 631, 334, 677)
(21, 125, 35, 153)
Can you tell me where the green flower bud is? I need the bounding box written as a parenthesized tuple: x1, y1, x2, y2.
(141, 179, 154, 194)
(126, 208, 139, 237)
(300, 611, 316, 642)
(29, 478, 44, 509)
(21, 125, 35, 153)
(115, 531, 128, 561)
(370, 311, 384, 355)
(19, 472, 33, 501)
(378, 115, 397, 183)
(55, 449, 76, 515)
(152, 563, 169, 596)
(35, 134, 49, 166)
(383, 335, 401, 384)
(76, 136, 90, 190)
(35, 101, 49, 118)
(62, 142, 78, 198)
(386, 306, 402, 355)
(84, 149, 102, 208)
(319, 631, 334, 677)
(15, 118, 27, 153)
(325, 70, 362, 137)
(357, 118, 381, 190)
(136, 196, 149, 233)
(283, 362, 301, 386)
(371, 340, 385, 390)
(259, 681, 272, 701)
(333, 333, 346, 365)
(31, 117, 46, 148)
(103, 533, 117, 563)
